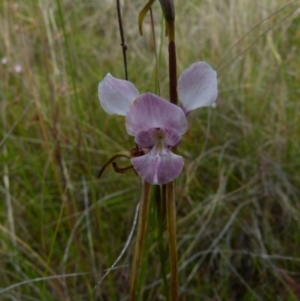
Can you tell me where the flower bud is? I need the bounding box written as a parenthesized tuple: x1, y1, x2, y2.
(159, 0, 175, 22)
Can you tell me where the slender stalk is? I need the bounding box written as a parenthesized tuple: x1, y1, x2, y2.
(129, 182, 152, 301)
(156, 185, 169, 300)
(166, 181, 178, 301)
(168, 21, 177, 106)
(116, 0, 128, 80)
(116, 0, 140, 154)
(149, 7, 168, 299)
(164, 3, 178, 300)
(98, 153, 131, 178)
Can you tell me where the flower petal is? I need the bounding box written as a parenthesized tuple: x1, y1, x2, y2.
(135, 128, 181, 148)
(131, 145, 184, 185)
(178, 62, 218, 114)
(135, 129, 156, 148)
(165, 129, 181, 146)
(126, 93, 188, 136)
(98, 74, 139, 116)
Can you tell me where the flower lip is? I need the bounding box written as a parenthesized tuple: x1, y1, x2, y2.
(131, 146, 184, 185)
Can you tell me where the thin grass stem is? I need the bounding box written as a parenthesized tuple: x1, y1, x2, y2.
(116, 0, 128, 80)
(149, 8, 161, 95)
(166, 181, 178, 301)
(129, 182, 152, 301)
(157, 184, 170, 301)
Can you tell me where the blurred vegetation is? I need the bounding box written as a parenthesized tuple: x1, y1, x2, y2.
(0, 0, 300, 300)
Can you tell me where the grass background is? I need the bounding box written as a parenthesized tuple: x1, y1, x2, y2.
(1, 0, 300, 300)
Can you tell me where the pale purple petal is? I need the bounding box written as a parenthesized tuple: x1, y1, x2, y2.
(135, 130, 156, 148)
(165, 129, 181, 146)
(126, 93, 188, 136)
(98, 73, 139, 116)
(135, 128, 181, 148)
(178, 61, 218, 114)
(131, 145, 184, 185)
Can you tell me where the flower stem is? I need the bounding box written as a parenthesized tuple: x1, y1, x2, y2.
(116, 0, 128, 80)
(165, 4, 178, 300)
(156, 185, 169, 301)
(168, 22, 177, 106)
(129, 181, 151, 301)
(166, 181, 178, 301)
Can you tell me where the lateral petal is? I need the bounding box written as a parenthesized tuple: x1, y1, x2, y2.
(178, 62, 218, 114)
(135, 129, 156, 148)
(98, 73, 139, 116)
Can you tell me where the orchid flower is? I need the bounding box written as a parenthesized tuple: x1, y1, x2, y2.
(98, 61, 218, 185)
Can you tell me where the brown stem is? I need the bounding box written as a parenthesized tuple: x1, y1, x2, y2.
(166, 181, 178, 301)
(168, 22, 177, 106)
(116, 0, 128, 80)
(98, 153, 131, 178)
(112, 162, 134, 174)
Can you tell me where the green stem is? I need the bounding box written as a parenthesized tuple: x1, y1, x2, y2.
(156, 185, 169, 300)
(129, 181, 152, 301)
(166, 181, 178, 301)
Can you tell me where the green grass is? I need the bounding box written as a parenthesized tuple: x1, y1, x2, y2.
(1, 0, 300, 300)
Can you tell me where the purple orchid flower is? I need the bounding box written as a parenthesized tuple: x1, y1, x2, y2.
(98, 61, 218, 185)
